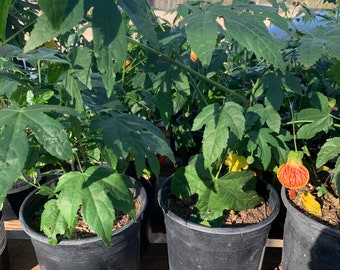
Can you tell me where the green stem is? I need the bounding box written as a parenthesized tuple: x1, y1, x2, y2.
(19, 174, 40, 190)
(289, 103, 298, 152)
(285, 119, 313, 125)
(1, 20, 36, 46)
(127, 37, 250, 106)
(330, 113, 340, 121)
(37, 60, 42, 84)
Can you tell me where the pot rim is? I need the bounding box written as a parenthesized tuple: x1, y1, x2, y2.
(158, 176, 280, 235)
(19, 177, 147, 246)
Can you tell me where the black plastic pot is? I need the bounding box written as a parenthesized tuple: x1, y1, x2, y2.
(7, 174, 41, 217)
(19, 179, 147, 270)
(158, 177, 280, 270)
(0, 212, 9, 269)
(281, 187, 340, 270)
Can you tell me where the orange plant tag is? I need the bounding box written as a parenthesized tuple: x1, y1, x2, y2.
(301, 192, 322, 217)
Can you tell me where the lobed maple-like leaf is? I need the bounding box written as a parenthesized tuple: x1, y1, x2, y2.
(316, 137, 340, 168)
(173, 154, 260, 221)
(0, 104, 75, 208)
(42, 166, 136, 246)
(298, 24, 340, 67)
(38, 0, 68, 30)
(118, 0, 159, 49)
(91, 112, 175, 177)
(192, 102, 245, 168)
(93, 0, 127, 97)
(24, 0, 84, 52)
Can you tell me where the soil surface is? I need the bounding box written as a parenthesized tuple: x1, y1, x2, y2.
(288, 179, 339, 230)
(167, 192, 273, 227)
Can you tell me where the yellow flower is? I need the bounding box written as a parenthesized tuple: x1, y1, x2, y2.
(225, 153, 248, 172)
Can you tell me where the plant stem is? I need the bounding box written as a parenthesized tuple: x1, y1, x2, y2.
(128, 37, 250, 106)
(289, 102, 298, 152)
(0, 20, 36, 46)
(37, 60, 42, 84)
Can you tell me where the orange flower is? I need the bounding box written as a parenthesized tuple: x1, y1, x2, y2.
(277, 151, 309, 189)
(190, 50, 198, 62)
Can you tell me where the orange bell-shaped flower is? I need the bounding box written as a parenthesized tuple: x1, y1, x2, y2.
(277, 150, 310, 189)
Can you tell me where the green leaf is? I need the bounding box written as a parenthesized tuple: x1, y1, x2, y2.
(298, 34, 325, 67)
(93, 0, 127, 96)
(99, 172, 135, 219)
(298, 25, 340, 67)
(38, 0, 69, 30)
(171, 167, 192, 199)
(157, 71, 175, 128)
(70, 47, 92, 89)
(65, 73, 83, 113)
(41, 199, 68, 245)
(327, 60, 340, 85)
(248, 128, 281, 170)
(316, 137, 340, 168)
(42, 166, 137, 246)
(91, 113, 175, 177)
(296, 108, 333, 140)
(55, 171, 84, 227)
(283, 73, 302, 95)
(24, 0, 84, 52)
(0, 108, 28, 209)
(158, 68, 190, 127)
(22, 108, 74, 160)
(0, 78, 21, 98)
(22, 48, 70, 67)
(323, 25, 340, 60)
(118, 0, 159, 49)
(80, 167, 117, 246)
(223, 10, 285, 71)
(184, 6, 219, 66)
(0, 0, 11, 40)
(181, 154, 260, 221)
(192, 102, 245, 167)
(333, 157, 340, 203)
(0, 105, 74, 161)
(248, 104, 281, 133)
(262, 72, 284, 110)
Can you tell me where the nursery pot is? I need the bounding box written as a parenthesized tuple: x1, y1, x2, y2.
(158, 177, 280, 270)
(7, 173, 42, 217)
(19, 180, 147, 270)
(0, 212, 9, 269)
(281, 187, 340, 270)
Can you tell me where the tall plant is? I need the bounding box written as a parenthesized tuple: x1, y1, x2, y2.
(0, 0, 175, 245)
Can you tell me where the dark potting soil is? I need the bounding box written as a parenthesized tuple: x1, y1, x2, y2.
(167, 192, 273, 227)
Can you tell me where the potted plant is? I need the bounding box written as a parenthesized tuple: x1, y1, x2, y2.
(274, 2, 340, 268)
(0, 0, 175, 269)
(149, 1, 294, 269)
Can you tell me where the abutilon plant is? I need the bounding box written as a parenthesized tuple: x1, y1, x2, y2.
(277, 150, 310, 199)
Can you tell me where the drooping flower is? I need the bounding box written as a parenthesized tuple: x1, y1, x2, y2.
(225, 153, 248, 172)
(190, 50, 198, 62)
(277, 151, 310, 189)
